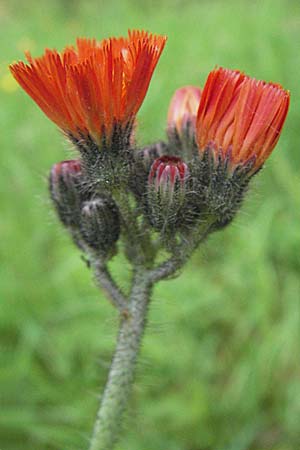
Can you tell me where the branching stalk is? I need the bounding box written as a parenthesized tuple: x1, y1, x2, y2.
(93, 261, 128, 311)
(89, 216, 213, 450)
(149, 219, 214, 283)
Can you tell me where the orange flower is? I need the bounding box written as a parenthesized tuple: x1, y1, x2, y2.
(10, 30, 167, 146)
(167, 86, 201, 135)
(196, 67, 290, 173)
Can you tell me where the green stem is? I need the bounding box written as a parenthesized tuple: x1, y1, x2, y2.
(149, 220, 214, 283)
(93, 260, 128, 311)
(89, 270, 152, 450)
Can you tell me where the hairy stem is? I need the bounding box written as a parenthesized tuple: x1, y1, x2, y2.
(93, 261, 128, 311)
(89, 270, 152, 450)
(149, 220, 213, 283)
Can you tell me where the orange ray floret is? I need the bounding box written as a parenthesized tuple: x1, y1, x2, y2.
(10, 30, 167, 145)
(196, 67, 290, 171)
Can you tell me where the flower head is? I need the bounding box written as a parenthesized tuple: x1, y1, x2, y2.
(10, 30, 166, 147)
(196, 67, 290, 173)
(167, 86, 201, 136)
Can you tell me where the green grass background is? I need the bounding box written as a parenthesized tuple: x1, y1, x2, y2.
(1, 0, 300, 449)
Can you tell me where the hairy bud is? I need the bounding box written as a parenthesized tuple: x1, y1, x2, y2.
(167, 86, 201, 159)
(80, 197, 120, 256)
(146, 156, 189, 231)
(130, 141, 168, 200)
(49, 160, 85, 229)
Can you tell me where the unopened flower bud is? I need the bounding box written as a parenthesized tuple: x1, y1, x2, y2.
(167, 86, 201, 159)
(80, 198, 120, 256)
(147, 156, 189, 231)
(49, 160, 85, 228)
(130, 141, 168, 200)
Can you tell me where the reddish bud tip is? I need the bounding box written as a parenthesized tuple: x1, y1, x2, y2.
(167, 86, 201, 136)
(51, 160, 81, 180)
(149, 156, 189, 194)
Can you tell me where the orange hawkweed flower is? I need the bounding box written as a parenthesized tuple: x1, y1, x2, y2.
(10, 30, 167, 147)
(196, 67, 290, 173)
(167, 86, 201, 136)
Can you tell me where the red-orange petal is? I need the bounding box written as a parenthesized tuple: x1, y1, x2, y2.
(196, 67, 290, 171)
(10, 30, 167, 145)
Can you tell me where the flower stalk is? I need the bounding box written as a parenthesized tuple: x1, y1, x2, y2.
(89, 270, 152, 450)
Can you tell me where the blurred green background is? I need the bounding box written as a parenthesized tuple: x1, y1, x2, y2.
(1, 0, 300, 449)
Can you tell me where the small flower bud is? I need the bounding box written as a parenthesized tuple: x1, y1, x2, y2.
(49, 160, 85, 228)
(130, 141, 168, 201)
(149, 156, 189, 194)
(168, 86, 201, 133)
(147, 156, 189, 231)
(167, 86, 201, 159)
(80, 197, 120, 256)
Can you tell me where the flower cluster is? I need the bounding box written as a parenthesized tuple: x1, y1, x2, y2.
(11, 30, 290, 253)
